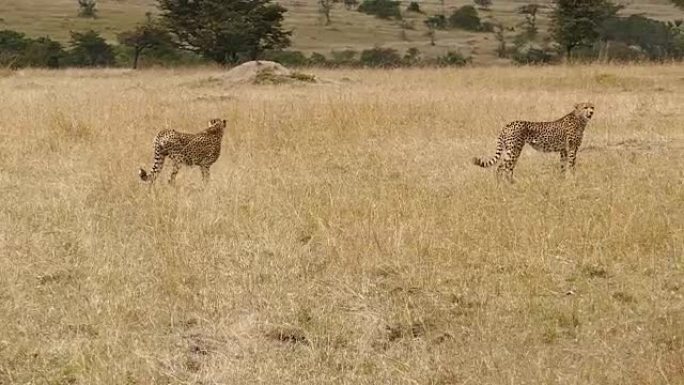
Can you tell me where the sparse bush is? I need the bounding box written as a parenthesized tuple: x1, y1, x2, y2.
(253, 68, 316, 84)
(308, 52, 328, 66)
(0, 30, 65, 68)
(511, 45, 556, 64)
(319, 0, 335, 25)
(77, 0, 97, 18)
(65, 30, 115, 67)
(480, 21, 496, 32)
(0, 30, 30, 67)
(117, 16, 173, 69)
(360, 47, 402, 67)
(518, 4, 541, 39)
(600, 15, 684, 60)
(343, 0, 359, 9)
(358, 0, 401, 19)
(449, 6, 483, 31)
(493, 24, 508, 58)
(23, 37, 65, 68)
(262, 50, 309, 67)
(406, 2, 422, 13)
(403, 47, 421, 65)
(474, 0, 492, 10)
(330, 49, 359, 66)
(425, 14, 448, 30)
(599, 41, 645, 62)
(435, 51, 470, 66)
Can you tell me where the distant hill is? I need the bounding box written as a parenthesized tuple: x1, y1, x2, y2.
(0, 0, 681, 64)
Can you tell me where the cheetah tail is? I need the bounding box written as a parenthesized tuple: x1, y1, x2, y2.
(471, 137, 503, 168)
(139, 168, 152, 181)
(139, 151, 165, 182)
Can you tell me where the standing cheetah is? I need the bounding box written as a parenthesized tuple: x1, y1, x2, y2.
(139, 118, 227, 184)
(472, 103, 595, 182)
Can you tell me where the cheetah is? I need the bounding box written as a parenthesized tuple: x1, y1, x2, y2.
(472, 103, 595, 182)
(139, 118, 227, 184)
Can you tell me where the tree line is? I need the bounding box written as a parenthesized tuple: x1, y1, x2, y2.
(1, 0, 683, 69)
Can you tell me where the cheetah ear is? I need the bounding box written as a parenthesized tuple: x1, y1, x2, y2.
(222, 119, 226, 125)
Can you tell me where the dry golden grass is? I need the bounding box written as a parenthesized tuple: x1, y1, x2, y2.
(0, 64, 683, 384)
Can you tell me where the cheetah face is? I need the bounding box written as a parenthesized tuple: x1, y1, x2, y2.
(209, 118, 227, 129)
(574, 102, 595, 120)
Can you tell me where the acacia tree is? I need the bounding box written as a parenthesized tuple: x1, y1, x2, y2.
(118, 15, 172, 69)
(319, 0, 334, 25)
(67, 30, 114, 66)
(551, 0, 622, 58)
(157, 0, 291, 64)
(518, 3, 540, 39)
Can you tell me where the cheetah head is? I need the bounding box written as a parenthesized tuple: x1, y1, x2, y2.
(574, 102, 595, 121)
(206, 118, 227, 134)
(209, 118, 227, 129)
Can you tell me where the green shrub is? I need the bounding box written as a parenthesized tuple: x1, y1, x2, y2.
(358, 0, 401, 19)
(0, 30, 66, 68)
(436, 51, 470, 66)
(474, 0, 492, 10)
(308, 52, 328, 66)
(330, 50, 359, 66)
(23, 37, 65, 68)
(601, 15, 684, 60)
(403, 47, 421, 65)
(360, 47, 402, 67)
(262, 50, 309, 67)
(0, 30, 30, 67)
(449, 6, 482, 31)
(511, 46, 555, 64)
(406, 2, 422, 13)
(65, 30, 115, 67)
(425, 14, 448, 30)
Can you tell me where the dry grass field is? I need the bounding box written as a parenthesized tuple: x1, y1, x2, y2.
(0, 64, 683, 384)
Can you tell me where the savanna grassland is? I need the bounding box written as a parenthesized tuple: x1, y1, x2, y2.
(0, 64, 683, 384)
(1, 0, 681, 63)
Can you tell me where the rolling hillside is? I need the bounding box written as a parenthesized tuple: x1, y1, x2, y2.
(0, 0, 682, 63)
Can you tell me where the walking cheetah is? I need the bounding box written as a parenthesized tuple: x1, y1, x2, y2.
(139, 118, 227, 184)
(472, 103, 595, 182)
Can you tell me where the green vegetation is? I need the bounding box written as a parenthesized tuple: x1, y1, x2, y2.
(448, 5, 486, 31)
(0, 0, 682, 68)
(66, 30, 115, 66)
(551, 0, 622, 58)
(357, 0, 401, 20)
(157, 0, 291, 64)
(117, 15, 172, 69)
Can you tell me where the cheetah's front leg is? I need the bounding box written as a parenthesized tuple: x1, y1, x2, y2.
(567, 148, 578, 174)
(560, 149, 568, 174)
(200, 166, 210, 184)
(168, 159, 181, 185)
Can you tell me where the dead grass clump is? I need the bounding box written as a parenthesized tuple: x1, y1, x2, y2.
(264, 325, 310, 345)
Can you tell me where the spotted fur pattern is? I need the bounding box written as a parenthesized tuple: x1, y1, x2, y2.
(139, 118, 227, 184)
(472, 103, 595, 182)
